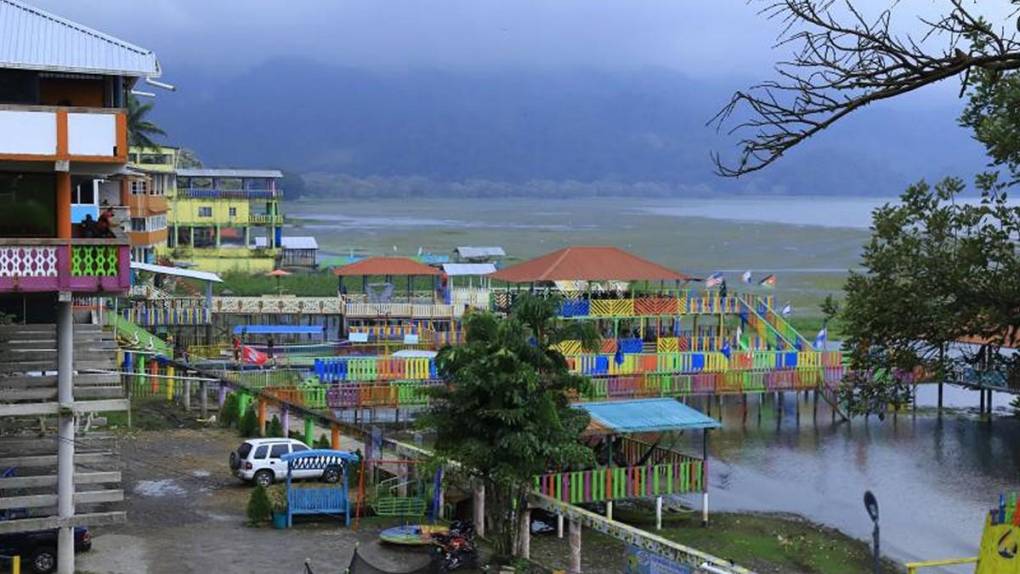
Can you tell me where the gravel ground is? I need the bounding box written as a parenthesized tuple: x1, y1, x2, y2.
(78, 426, 432, 574)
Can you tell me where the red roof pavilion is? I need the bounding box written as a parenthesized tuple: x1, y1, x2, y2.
(333, 257, 441, 277)
(490, 246, 691, 283)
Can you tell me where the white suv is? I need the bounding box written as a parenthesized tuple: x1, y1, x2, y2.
(229, 438, 341, 487)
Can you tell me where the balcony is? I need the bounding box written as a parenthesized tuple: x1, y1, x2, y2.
(0, 235, 130, 294)
(125, 194, 169, 217)
(0, 105, 127, 164)
(178, 188, 281, 200)
(248, 213, 284, 225)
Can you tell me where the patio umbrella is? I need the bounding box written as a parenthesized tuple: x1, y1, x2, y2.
(265, 269, 292, 294)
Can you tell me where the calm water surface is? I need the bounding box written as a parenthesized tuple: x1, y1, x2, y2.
(687, 386, 1018, 573)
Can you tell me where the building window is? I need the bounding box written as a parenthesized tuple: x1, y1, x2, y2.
(131, 218, 146, 232)
(131, 180, 147, 195)
(229, 207, 237, 217)
(198, 206, 212, 217)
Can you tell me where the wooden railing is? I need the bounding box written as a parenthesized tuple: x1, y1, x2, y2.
(533, 460, 704, 504)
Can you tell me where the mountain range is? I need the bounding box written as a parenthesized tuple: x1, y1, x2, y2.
(150, 57, 988, 197)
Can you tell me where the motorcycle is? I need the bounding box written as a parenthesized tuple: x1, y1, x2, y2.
(431, 520, 479, 572)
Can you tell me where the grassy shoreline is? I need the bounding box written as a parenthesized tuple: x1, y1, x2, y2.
(530, 507, 900, 574)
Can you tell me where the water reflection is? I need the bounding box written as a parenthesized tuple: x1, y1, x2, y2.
(672, 386, 1019, 573)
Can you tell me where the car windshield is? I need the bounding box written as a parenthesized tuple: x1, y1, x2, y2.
(237, 443, 252, 458)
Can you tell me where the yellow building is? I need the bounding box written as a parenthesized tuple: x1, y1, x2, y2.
(162, 168, 283, 273)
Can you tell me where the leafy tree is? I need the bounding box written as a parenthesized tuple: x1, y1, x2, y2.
(177, 147, 203, 169)
(831, 178, 1020, 414)
(127, 94, 166, 149)
(420, 294, 598, 559)
(714, 1, 1020, 176)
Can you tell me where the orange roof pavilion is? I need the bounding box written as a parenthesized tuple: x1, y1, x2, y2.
(490, 246, 691, 283)
(333, 256, 441, 277)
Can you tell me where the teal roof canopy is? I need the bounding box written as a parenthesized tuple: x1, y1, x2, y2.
(574, 398, 721, 434)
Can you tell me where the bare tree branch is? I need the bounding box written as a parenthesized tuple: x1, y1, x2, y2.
(711, 0, 1020, 177)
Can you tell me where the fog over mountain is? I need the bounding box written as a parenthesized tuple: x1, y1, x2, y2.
(148, 58, 986, 197)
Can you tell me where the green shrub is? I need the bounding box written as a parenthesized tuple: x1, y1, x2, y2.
(314, 434, 332, 449)
(266, 484, 288, 513)
(247, 485, 272, 525)
(238, 407, 259, 437)
(267, 415, 284, 438)
(220, 392, 239, 428)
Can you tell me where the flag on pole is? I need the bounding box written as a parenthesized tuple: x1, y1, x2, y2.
(705, 272, 724, 288)
(721, 339, 731, 359)
(759, 274, 777, 287)
(741, 270, 752, 284)
(242, 345, 268, 366)
(781, 302, 792, 317)
(814, 326, 828, 350)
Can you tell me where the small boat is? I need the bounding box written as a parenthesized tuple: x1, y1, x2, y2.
(379, 524, 449, 546)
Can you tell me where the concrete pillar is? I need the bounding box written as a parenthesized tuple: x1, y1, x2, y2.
(257, 399, 267, 436)
(606, 500, 613, 521)
(656, 496, 663, 530)
(518, 507, 531, 559)
(282, 405, 290, 436)
(568, 520, 582, 574)
(557, 514, 564, 538)
(57, 300, 75, 574)
(200, 381, 208, 418)
(183, 379, 192, 411)
(304, 418, 314, 445)
(331, 424, 341, 449)
(473, 484, 485, 537)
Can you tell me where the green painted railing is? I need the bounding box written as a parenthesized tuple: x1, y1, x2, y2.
(533, 461, 704, 504)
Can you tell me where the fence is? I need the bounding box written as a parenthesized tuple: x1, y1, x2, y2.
(533, 460, 704, 504)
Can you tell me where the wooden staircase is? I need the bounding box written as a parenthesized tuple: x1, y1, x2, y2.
(0, 322, 127, 534)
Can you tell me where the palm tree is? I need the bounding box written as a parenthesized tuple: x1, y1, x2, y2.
(126, 94, 166, 149)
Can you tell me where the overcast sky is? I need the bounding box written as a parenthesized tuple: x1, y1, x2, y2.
(29, 0, 1019, 85)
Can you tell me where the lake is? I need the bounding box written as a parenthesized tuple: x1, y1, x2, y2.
(290, 194, 1013, 571)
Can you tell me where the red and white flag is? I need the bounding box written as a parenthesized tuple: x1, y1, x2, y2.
(242, 345, 268, 366)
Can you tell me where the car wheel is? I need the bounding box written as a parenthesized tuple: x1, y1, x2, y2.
(30, 547, 56, 574)
(229, 451, 238, 470)
(254, 470, 273, 488)
(322, 466, 341, 483)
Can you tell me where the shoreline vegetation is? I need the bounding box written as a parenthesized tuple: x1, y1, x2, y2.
(531, 508, 900, 574)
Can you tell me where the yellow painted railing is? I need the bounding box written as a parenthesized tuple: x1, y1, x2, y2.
(904, 557, 977, 573)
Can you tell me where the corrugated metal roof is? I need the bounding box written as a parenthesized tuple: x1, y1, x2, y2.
(455, 246, 505, 258)
(0, 0, 160, 77)
(442, 263, 496, 276)
(255, 236, 318, 250)
(491, 246, 692, 283)
(177, 168, 283, 179)
(575, 399, 720, 434)
(131, 261, 222, 283)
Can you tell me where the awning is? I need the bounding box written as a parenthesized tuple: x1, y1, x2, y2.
(232, 325, 325, 336)
(131, 261, 222, 283)
(442, 263, 496, 276)
(574, 398, 720, 435)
